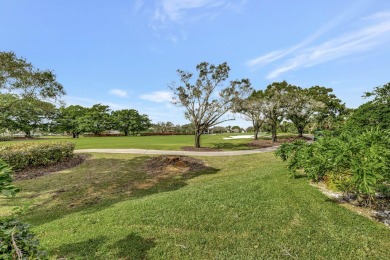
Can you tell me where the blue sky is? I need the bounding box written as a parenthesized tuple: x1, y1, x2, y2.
(1, 0, 390, 127)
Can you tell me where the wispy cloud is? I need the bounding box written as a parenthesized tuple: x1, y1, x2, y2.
(109, 88, 128, 98)
(266, 12, 390, 79)
(246, 2, 373, 69)
(143, 0, 246, 42)
(140, 91, 173, 103)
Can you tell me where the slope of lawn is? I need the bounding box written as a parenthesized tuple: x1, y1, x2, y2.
(3, 133, 298, 150)
(1, 152, 389, 259)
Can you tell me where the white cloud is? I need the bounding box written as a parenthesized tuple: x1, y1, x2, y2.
(109, 88, 128, 98)
(140, 91, 173, 103)
(266, 14, 390, 79)
(146, 0, 247, 42)
(246, 4, 370, 69)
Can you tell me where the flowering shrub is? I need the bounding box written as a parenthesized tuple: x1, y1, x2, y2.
(0, 142, 75, 171)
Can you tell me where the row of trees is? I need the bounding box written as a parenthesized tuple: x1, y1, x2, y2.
(235, 82, 347, 141)
(0, 97, 151, 138)
(170, 62, 347, 147)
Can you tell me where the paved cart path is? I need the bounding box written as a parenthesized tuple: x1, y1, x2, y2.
(75, 146, 279, 157)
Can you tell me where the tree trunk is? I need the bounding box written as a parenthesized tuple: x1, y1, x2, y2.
(25, 131, 32, 138)
(271, 126, 277, 142)
(254, 128, 259, 140)
(124, 130, 128, 136)
(195, 130, 201, 148)
(298, 127, 304, 137)
(72, 132, 76, 138)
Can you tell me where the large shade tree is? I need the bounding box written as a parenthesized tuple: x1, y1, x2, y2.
(262, 81, 291, 142)
(0, 51, 65, 112)
(234, 89, 266, 140)
(1, 96, 56, 137)
(79, 104, 111, 135)
(111, 109, 151, 136)
(54, 105, 88, 138)
(170, 62, 251, 148)
(286, 86, 324, 137)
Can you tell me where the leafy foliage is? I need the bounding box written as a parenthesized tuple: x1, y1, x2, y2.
(0, 160, 19, 197)
(0, 142, 75, 171)
(0, 51, 64, 113)
(275, 128, 390, 200)
(0, 218, 47, 260)
(0, 161, 46, 259)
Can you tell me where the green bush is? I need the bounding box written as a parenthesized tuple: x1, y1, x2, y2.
(0, 136, 13, 142)
(0, 142, 75, 171)
(0, 160, 19, 197)
(0, 218, 47, 259)
(0, 160, 47, 259)
(275, 128, 390, 201)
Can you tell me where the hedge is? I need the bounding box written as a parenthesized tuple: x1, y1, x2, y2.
(0, 142, 75, 171)
(140, 132, 192, 136)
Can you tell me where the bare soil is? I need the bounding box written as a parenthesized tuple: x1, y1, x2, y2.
(248, 136, 312, 148)
(143, 155, 209, 177)
(312, 182, 390, 227)
(13, 154, 89, 181)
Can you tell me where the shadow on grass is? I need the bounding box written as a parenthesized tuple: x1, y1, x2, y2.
(52, 236, 108, 259)
(109, 233, 156, 259)
(19, 155, 219, 226)
(52, 233, 156, 259)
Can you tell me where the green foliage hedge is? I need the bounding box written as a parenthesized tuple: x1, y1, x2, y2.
(0, 136, 13, 142)
(275, 128, 390, 201)
(0, 142, 75, 171)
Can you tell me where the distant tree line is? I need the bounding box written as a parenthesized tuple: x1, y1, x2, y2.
(0, 98, 152, 138)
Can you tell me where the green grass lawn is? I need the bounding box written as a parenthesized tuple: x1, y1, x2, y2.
(1, 152, 389, 259)
(3, 133, 298, 150)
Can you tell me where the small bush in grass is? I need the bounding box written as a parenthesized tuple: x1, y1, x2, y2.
(0, 142, 75, 171)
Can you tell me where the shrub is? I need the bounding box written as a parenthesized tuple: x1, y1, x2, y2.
(0, 142, 75, 171)
(0, 136, 13, 142)
(140, 132, 190, 136)
(275, 128, 390, 201)
(0, 161, 47, 259)
(0, 218, 47, 259)
(0, 160, 19, 197)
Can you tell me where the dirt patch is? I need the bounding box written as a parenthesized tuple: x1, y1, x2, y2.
(143, 155, 209, 177)
(312, 182, 390, 227)
(181, 146, 222, 152)
(13, 154, 89, 181)
(248, 136, 312, 148)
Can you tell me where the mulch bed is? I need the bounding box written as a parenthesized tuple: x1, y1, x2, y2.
(13, 154, 90, 181)
(248, 136, 312, 148)
(181, 146, 222, 152)
(143, 155, 209, 176)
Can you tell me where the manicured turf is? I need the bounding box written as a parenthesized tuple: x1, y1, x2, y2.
(3, 133, 296, 150)
(1, 153, 389, 259)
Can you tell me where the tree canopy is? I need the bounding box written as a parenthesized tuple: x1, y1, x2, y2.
(171, 62, 251, 147)
(0, 51, 65, 112)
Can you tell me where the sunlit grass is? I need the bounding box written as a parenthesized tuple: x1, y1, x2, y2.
(1, 152, 388, 259)
(2, 132, 298, 151)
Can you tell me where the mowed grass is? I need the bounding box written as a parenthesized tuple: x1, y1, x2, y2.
(2, 133, 297, 150)
(0, 153, 389, 259)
